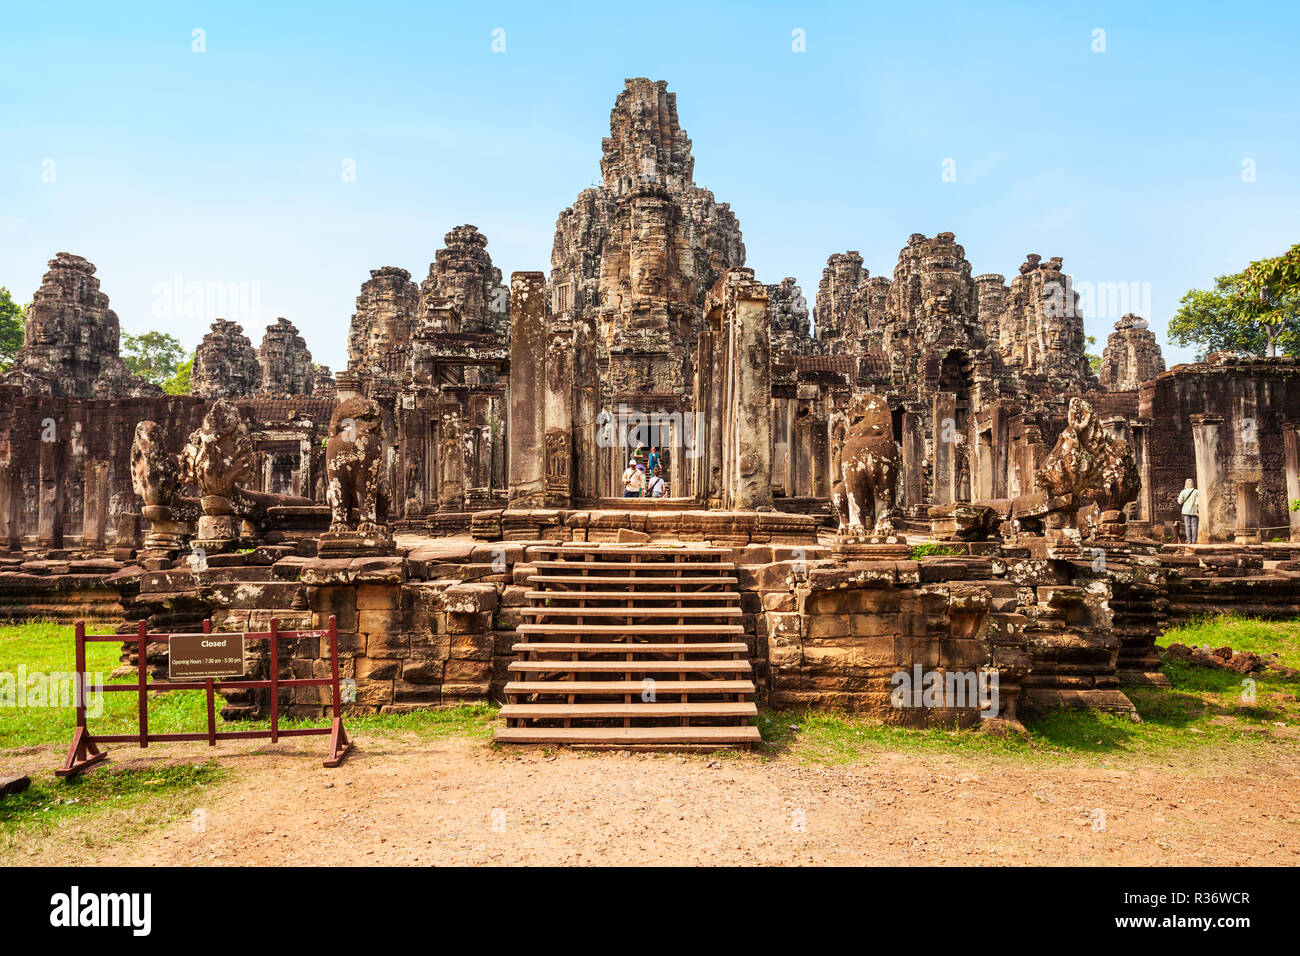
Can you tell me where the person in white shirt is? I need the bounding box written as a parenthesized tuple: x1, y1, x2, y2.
(622, 460, 644, 498)
(1177, 478, 1199, 543)
(646, 468, 666, 498)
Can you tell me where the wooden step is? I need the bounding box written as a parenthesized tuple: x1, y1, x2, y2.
(521, 606, 741, 618)
(517, 623, 745, 636)
(528, 575, 739, 586)
(509, 659, 751, 674)
(525, 590, 740, 602)
(513, 642, 748, 654)
(493, 725, 761, 745)
(499, 702, 757, 719)
(531, 560, 736, 571)
(529, 545, 732, 556)
(505, 680, 755, 696)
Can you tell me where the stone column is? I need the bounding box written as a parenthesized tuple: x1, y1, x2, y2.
(1129, 420, 1154, 526)
(721, 275, 772, 511)
(438, 393, 465, 512)
(0, 466, 16, 550)
(543, 320, 574, 507)
(932, 393, 957, 506)
(572, 317, 599, 502)
(81, 460, 109, 548)
(508, 272, 547, 507)
(1284, 423, 1300, 542)
(901, 407, 925, 509)
(1234, 479, 1261, 544)
(38, 437, 64, 549)
(1190, 414, 1225, 543)
(811, 415, 829, 499)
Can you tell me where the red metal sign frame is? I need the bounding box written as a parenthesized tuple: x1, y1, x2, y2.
(56, 615, 351, 777)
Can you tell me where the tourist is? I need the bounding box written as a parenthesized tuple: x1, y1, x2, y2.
(648, 445, 661, 473)
(646, 467, 666, 498)
(622, 459, 643, 498)
(1178, 478, 1199, 543)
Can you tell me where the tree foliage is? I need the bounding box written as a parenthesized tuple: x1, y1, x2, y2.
(162, 357, 193, 396)
(1169, 245, 1300, 359)
(122, 331, 187, 386)
(0, 286, 25, 373)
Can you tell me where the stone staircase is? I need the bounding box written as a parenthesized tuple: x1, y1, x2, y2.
(495, 544, 760, 747)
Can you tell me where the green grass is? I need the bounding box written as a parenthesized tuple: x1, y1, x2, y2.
(0, 762, 225, 852)
(0, 620, 499, 750)
(755, 614, 1300, 766)
(909, 543, 965, 560)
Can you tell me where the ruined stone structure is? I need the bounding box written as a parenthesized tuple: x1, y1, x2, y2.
(258, 318, 314, 396)
(5, 253, 159, 398)
(1099, 314, 1166, 391)
(191, 319, 262, 399)
(550, 77, 746, 500)
(5, 76, 1300, 746)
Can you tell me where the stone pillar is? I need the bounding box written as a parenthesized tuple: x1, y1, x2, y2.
(38, 437, 64, 549)
(901, 407, 925, 509)
(932, 393, 957, 506)
(81, 460, 109, 548)
(543, 320, 574, 507)
(1190, 414, 1226, 544)
(1129, 420, 1154, 526)
(0, 466, 17, 550)
(1284, 423, 1300, 542)
(720, 275, 772, 511)
(573, 318, 599, 501)
(508, 272, 547, 507)
(811, 416, 829, 499)
(438, 394, 465, 512)
(1234, 479, 1261, 545)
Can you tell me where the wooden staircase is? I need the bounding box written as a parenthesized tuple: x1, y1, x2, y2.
(495, 544, 761, 748)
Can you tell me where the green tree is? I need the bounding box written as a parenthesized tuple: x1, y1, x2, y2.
(122, 331, 186, 386)
(0, 286, 25, 373)
(1169, 253, 1300, 360)
(162, 357, 192, 396)
(1085, 334, 1101, 374)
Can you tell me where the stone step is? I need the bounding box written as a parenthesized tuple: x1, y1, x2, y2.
(508, 659, 752, 674)
(513, 642, 748, 654)
(531, 560, 736, 571)
(527, 575, 739, 587)
(517, 623, 745, 636)
(499, 702, 757, 719)
(505, 679, 755, 696)
(521, 606, 741, 618)
(493, 726, 761, 745)
(524, 589, 741, 602)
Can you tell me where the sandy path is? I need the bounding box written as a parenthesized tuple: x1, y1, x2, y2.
(22, 733, 1300, 866)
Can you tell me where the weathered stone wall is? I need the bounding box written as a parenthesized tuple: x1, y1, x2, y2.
(1099, 314, 1165, 391)
(1140, 356, 1300, 535)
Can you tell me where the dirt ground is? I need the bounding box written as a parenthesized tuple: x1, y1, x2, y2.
(15, 731, 1300, 866)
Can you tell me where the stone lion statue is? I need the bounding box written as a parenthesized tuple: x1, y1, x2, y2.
(179, 399, 254, 501)
(130, 421, 179, 509)
(1035, 397, 1139, 528)
(834, 392, 900, 536)
(325, 396, 388, 534)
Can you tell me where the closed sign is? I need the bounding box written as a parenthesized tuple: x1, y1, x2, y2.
(169, 632, 245, 679)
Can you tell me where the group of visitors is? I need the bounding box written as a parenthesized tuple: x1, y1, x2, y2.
(622, 444, 668, 498)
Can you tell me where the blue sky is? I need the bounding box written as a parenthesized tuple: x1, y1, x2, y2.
(3, 0, 1297, 371)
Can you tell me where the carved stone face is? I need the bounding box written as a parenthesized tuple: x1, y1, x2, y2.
(922, 255, 962, 315)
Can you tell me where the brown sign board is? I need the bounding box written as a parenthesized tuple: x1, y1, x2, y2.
(168, 632, 246, 680)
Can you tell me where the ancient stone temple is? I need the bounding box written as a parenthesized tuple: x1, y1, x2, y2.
(549, 77, 746, 499)
(421, 225, 509, 338)
(258, 317, 314, 395)
(6, 76, 1300, 752)
(1099, 313, 1166, 391)
(5, 253, 159, 398)
(767, 277, 811, 354)
(191, 319, 262, 399)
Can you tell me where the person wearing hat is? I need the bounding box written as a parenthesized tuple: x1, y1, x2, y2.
(1178, 478, 1199, 543)
(622, 459, 644, 498)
